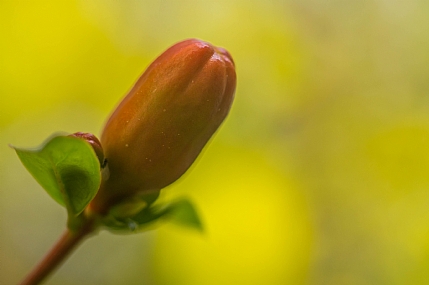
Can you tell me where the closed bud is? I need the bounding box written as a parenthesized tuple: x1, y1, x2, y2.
(90, 39, 236, 213)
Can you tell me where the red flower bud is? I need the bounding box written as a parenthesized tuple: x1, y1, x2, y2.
(90, 39, 236, 213)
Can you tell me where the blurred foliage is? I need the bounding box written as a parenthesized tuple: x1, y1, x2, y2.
(2, 0, 429, 284)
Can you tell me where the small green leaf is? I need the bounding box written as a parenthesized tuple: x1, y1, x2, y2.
(161, 199, 203, 231)
(109, 197, 148, 219)
(12, 134, 101, 215)
(102, 198, 203, 233)
(133, 198, 203, 231)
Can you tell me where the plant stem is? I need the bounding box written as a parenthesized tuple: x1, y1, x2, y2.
(19, 218, 96, 285)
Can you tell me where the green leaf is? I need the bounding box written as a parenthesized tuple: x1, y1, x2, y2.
(160, 199, 203, 231)
(109, 198, 148, 219)
(134, 198, 203, 231)
(102, 198, 203, 233)
(12, 134, 101, 215)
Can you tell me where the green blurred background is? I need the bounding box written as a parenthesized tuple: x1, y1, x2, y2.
(2, 0, 429, 284)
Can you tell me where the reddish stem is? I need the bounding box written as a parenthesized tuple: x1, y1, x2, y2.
(19, 220, 95, 285)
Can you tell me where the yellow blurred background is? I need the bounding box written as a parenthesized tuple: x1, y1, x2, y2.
(2, 0, 429, 284)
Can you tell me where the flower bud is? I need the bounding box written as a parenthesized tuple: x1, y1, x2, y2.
(90, 39, 236, 213)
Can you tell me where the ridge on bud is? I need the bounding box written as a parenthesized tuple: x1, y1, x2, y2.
(90, 39, 236, 214)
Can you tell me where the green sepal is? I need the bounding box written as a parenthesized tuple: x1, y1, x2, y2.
(152, 199, 203, 231)
(109, 197, 148, 219)
(12, 134, 101, 215)
(102, 198, 203, 233)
